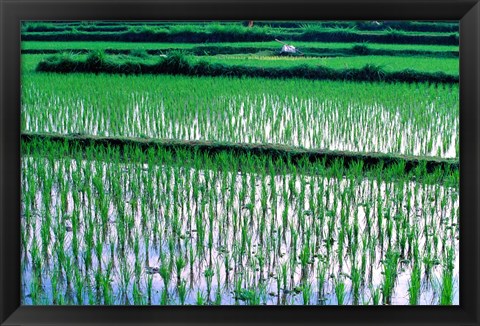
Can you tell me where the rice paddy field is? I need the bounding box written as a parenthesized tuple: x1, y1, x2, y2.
(20, 21, 459, 306)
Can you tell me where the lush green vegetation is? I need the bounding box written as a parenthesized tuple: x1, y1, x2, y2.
(198, 54, 459, 75)
(21, 23, 458, 45)
(22, 21, 459, 33)
(22, 45, 459, 60)
(22, 40, 459, 53)
(33, 51, 458, 84)
(22, 72, 459, 158)
(20, 20, 460, 306)
(21, 132, 459, 173)
(21, 139, 459, 305)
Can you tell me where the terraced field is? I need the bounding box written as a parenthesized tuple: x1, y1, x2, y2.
(22, 41, 459, 53)
(20, 21, 459, 306)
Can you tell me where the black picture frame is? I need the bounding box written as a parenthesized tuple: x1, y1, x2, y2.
(1, 0, 479, 325)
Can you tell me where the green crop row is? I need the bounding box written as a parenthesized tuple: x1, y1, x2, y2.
(21, 41, 459, 53)
(33, 51, 458, 84)
(195, 54, 459, 75)
(21, 132, 459, 174)
(22, 21, 459, 33)
(22, 26, 459, 45)
(22, 44, 459, 59)
(22, 69, 459, 159)
(253, 21, 459, 33)
(21, 22, 457, 38)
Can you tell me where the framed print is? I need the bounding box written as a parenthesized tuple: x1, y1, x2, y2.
(1, 0, 479, 325)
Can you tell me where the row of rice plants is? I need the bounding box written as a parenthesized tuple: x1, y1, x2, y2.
(21, 45, 459, 60)
(197, 54, 459, 75)
(21, 140, 459, 305)
(21, 21, 459, 33)
(21, 23, 459, 45)
(21, 41, 459, 54)
(32, 51, 458, 83)
(25, 51, 459, 75)
(22, 73, 459, 158)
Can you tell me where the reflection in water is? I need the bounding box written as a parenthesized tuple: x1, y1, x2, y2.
(22, 77, 459, 159)
(21, 153, 459, 305)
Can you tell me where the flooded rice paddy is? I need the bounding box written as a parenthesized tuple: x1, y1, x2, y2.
(20, 20, 460, 308)
(21, 75, 459, 158)
(21, 143, 459, 305)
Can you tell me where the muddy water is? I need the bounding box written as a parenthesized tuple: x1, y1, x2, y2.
(21, 155, 459, 305)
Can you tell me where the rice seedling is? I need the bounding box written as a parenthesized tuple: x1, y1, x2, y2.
(440, 246, 455, 305)
(351, 265, 362, 305)
(196, 290, 205, 305)
(381, 249, 400, 304)
(302, 281, 313, 305)
(370, 285, 381, 305)
(409, 262, 422, 305)
(334, 278, 346, 305)
(178, 279, 187, 305)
